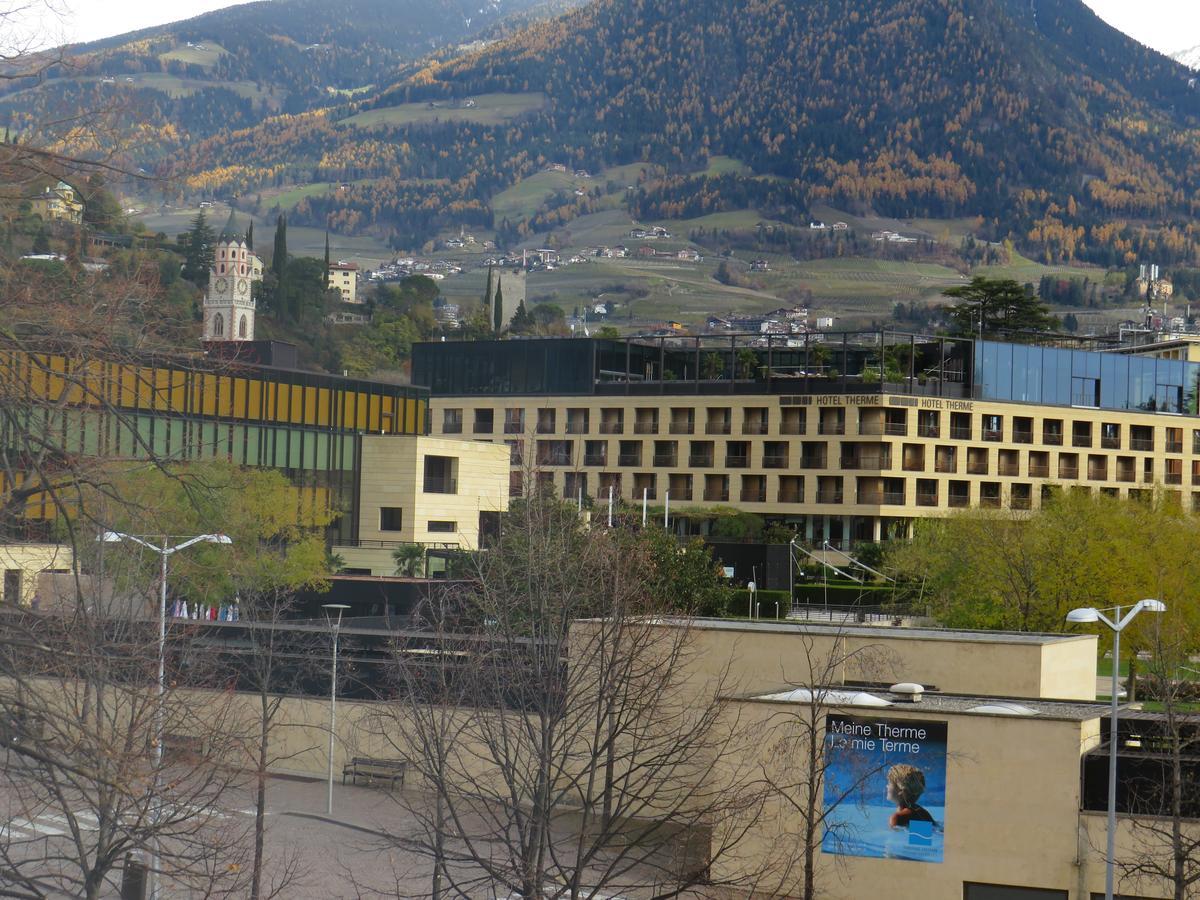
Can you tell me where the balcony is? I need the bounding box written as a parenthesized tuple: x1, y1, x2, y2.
(599, 421, 624, 434)
(934, 460, 956, 474)
(818, 421, 846, 435)
(1013, 429, 1034, 444)
(800, 455, 827, 469)
(688, 453, 714, 467)
(916, 491, 938, 507)
(1116, 468, 1136, 483)
(634, 421, 658, 435)
(840, 455, 891, 471)
(918, 424, 940, 438)
(705, 422, 732, 435)
(882, 491, 906, 505)
(1088, 466, 1108, 481)
(725, 454, 750, 468)
(948, 492, 970, 508)
(443, 422, 463, 434)
(583, 453, 607, 467)
(1043, 432, 1064, 446)
(1058, 464, 1079, 479)
(740, 487, 767, 502)
(635, 488, 658, 501)
(673, 488, 694, 501)
(669, 422, 694, 435)
(617, 454, 642, 466)
(566, 422, 589, 435)
(1167, 440, 1184, 454)
(1012, 494, 1032, 510)
(998, 462, 1020, 477)
(704, 488, 730, 502)
(1131, 438, 1154, 451)
(762, 455, 789, 469)
(652, 453, 678, 467)
(1101, 436, 1121, 449)
(979, 495, 1002, 509)
(816, 490, 844, 504)
(950, 426, 972, 440)
(966, 460, 989, 475)
(423, 477, 457, 494)
(1166, 471, 1184, 485)
(504, 422, 524, 435)
(742, 422, 770, 435)
(1072, 436, 1092, 449)
(778, 488, 804, 503)
(1029, 462, 1050, 478)
(780, 421, 806, 435)
(983, 429, 1003, 442)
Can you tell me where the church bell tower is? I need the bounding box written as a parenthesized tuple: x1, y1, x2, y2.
(202, 210, 256, 342)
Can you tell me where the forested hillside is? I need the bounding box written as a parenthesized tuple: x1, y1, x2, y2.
(0, 0, 570, 165)
(168, 0, 1200, 265)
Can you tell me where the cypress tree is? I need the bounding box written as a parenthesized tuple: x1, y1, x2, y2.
(272, 214, 287, 280)
(493, 276, 505, 332)
(246, 220, 254, 252)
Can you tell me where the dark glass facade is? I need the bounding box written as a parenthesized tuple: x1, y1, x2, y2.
(975, 341, 1200, 415)
(412, 339, 595, 395)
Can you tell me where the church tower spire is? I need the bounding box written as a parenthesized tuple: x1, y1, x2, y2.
(202, 210, 257, 343)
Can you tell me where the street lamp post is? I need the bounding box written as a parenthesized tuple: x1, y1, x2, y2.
(1066, 598, 1167, 900)
(97, 531, 232, 900)
(322, 603, 350, 816)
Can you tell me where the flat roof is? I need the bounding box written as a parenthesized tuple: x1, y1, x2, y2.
(740, 687, 1109, 721)
(660, 616, 1095, 646)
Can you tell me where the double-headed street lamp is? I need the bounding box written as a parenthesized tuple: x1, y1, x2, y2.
(1066, 598, 1166, 900)
(98, 531, 232, 900)
(322, 603, 351, 816)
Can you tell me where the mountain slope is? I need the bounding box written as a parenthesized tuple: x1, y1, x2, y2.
(179, 0, 1200, 263)
(0, 0, 572, 163)
(1175, 45, 1200, 71)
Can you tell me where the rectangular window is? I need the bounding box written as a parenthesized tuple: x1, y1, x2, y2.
(379, 507, 403, 531)
(427, 520, 456, 533)
(506, 440, 523, 466)
(423, 455, 457, 494)
(964, 884, 1067, 900)
(442, 408, 463, 434)
(504, 408, 525, 434)
(473, 408, 494, 434)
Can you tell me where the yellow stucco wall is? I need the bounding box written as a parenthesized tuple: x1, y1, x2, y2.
(0, 543, 73, 605)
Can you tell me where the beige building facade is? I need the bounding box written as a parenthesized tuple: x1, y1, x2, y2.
(333, 434, 511, 575)
(415, 334, 1200, 545)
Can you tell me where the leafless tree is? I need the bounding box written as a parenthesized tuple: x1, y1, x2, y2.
(752, 630, 899, 899)
(1117, 625, 1200, 900)
(224, 586, 322, 900)
(0, 561, 253, 899)
(377, 492, 766, 899)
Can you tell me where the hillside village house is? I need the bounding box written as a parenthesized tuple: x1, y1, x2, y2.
(328, 261, 359, 303)
(29, 181, 83, 225)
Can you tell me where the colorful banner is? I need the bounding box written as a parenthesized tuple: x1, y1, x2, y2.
(822, 714, 948, 863)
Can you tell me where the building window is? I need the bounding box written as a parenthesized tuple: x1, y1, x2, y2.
(238, 315, 247, 338)
(379, 507, 403, 531)
(504, 408, 525, 434)
(427, 521, 457, 533)
(212, 313, 224, 337)
(506, 440, 524, 465)
(423, 455, 457, 494)
(537, 408, 557, 434)
(443, 408, 463, 434)
(474, 408, 494, 434)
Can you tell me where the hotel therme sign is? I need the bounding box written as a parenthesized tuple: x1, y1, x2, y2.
(784, 394, 975, 411)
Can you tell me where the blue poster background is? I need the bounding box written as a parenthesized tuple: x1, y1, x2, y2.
(821, 714, 948, 863)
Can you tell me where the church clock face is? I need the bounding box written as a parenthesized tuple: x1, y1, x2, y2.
(214, 276, 228, 292)
(237, 278, 248, 293)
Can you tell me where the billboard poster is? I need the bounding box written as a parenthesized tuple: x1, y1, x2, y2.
(821, 714, 948, 863)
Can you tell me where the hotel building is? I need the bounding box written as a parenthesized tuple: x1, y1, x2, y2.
(414, 332, 1200, 546)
